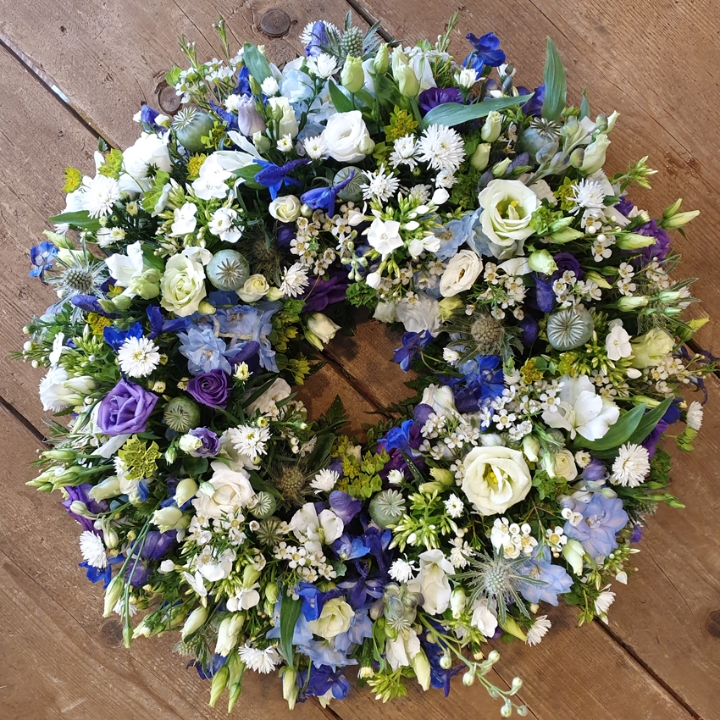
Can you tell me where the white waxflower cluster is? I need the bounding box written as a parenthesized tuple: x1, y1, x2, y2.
(274, 541, 337, 582)
(490, 517, 538, 559)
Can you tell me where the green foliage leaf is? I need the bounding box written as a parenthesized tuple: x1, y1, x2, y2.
(627, 397, 673, 445)
(48, 210, 102, 232)
(141, 169, 171, 213)
(233, 163, 264, 190)
(419, 95, 533, 130)
(279, 593, 302, 664)
(574, 404, 647, 453)
(328, 80, 353, 113)
(242, 43, 273, 83)
(541, 37, 567, 121)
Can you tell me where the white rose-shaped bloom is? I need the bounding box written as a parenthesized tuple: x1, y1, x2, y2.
(385, 628, 421, 670)
(631, 328, 675, 369)
(307, 598, 354, 638)
(307, 313, 341, 345)
(461, 446, 532, 516)
(439, 249, 483, 297)
(322, 111, 372, 163)
(477, 179, 540, 258)
(373, 301, 397, 323)
(541, 375, 620, 441)
(606, 324, 632, 361)
(395, 292, 441, 335)
(268, 97, 299, 138)
(160, 254, 207, 317)
(366, 218, 403, 259)
(269, 195, 302, 222)
(120, 132, 171, 193)
(470, 598, 498, 637)
(290, 503, 344, 555)
(238, 274, 270, 303)
(543, 449, 578, 481)
(192, 461, 256, 519)
(247, 378, 292, 416)
(407, 549, 454, 615)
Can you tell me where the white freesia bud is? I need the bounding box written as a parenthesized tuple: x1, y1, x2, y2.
(481, 111, 503, 143)
(562, 539, 586, 575)
(664, 210, 700, 229)
(103, 575, 124, 617)
(470, 142, 491, 170)
(88, 476, 122, 501)
(181, 606, 208, 639)
(580, 134, 611, 175)
(527, 249, 557, 275)
(215, 613, 245, 656)
(412, 650, 432, 691)
(617, 295, 649, 311)
(151, 506, 188, 532)
(282, 667, 298, 709)
(450, 587, 467, 618)
(178, 434, 202, 454)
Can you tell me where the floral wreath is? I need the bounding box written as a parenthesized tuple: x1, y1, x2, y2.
(20, 13, 712, 716)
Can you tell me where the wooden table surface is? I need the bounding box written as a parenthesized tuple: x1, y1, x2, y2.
(1, 1, 719, 718)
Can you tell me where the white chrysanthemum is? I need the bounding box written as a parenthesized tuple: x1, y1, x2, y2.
(416, 124, 466, 172)
(280, 263, 309, 298)
(303, 135, 327, 160)
(686, 400, 703, 431)
(434, 168, 457, 188)
(299, 21, 338, 45)
(79, 530, 107, 568)
(238, 645, 281, 673)
(610, 443, 650, 487)
(526, 615, 551, 646)
(118, 336, 161, 378)
(82, 174, 121, 218)
(361, 164, 401, 202)
(387, 469, 404, 485)
(443, 493, 464, 518)
(310, 469, 339, 493)
(569, 179, 607, 213)
(389, 135, 418, 169)
(406, 184, 431, 204)
(389, 557, 416, 583)
(277, 134, 293, 153)
(594, 586, 616, 621)
(306, 53, 338, 79)
(229, 425, 271, 460)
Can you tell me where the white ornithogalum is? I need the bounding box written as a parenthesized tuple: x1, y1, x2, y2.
(605, 323, 632, 361)
(310, 469, 340, 493)
(417, 124, 466, 172)
(610, 443, 650, 487)
(118, 336, 161, 377)
(238, 645, 281, 673)
(365, 218, 403, 259)
(686, 400, 703, 430)
(79, 530, 107, 568)
(280, 263, 309, 298)
(526, 615, 552, 646)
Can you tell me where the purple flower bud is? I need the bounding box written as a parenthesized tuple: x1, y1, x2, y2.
(140, 530, 177, 560)
(582, 458, 607, 481)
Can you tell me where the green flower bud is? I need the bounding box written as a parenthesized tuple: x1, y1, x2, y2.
(662, 198, 683, 219)
(341, 55, 365, 93)
(216, 613, 245, 656)
(209, 666, 229, 707)
(175, 478, 198, 507)
(374, 43, 390, 74)
(265, 582, 280, 605)
(152, 506, 188, 532)
(580, 134, 611, 175)
(412, 650, 431, 691)
(89, 475, 122, 501)
(527, 249, 557, 275)
(615, 233, 654, 250)
(470, 142, 492, 170)
(103, 574, 124, 617)
(252, 131, 271, 154)
(429, 467, 454, 486)
(111, 293, 133, 311)
(181, 605, 208, 639)
(663, 210, 700, 229)
(522, 435, 540, 462)
(491, 157, 512, 177)
(617, 295, 649, 310)
(569, 147, 585, 168)
(562, 539, 586, 575)
(480, 111, 503, 143)
(282, 667, 298, 709)
(584, 270, 613, 289)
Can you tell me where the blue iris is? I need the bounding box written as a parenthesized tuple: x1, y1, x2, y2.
(29, 241, 58, 279)
(300, 171, 354, 217)
(104, 321, 143, 351)
(254, 158, 310, 200)
(463, 32, 506, 72)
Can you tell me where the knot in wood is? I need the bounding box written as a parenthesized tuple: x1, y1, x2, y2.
(99, 618, 124, 647)
(260, 9, 291, 38)
(157, 82, 181, 115)
(705, 610, 720, 638)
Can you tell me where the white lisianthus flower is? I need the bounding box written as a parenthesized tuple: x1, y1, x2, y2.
(208, 207, 242, 243)
(439, 249, 483, 297)
(267, 97, 299, 138)
(395, 292, 441, 335)
(39, 367, 96, 411)
(366, 218, 403, 259)
(477, 179, 540, 258)
(321, 111, 372, 163)
(307, 313, 341, 347)
(630, 328, 675, 368)
(470, 598, 498, 637)
(605, 324, 633, 361)
(192, 461, 256, 519)
(237, 274, 270, 303)
(246, 377, 291, 417)
(120, 132, 171, 193)
(268, 194, 301, 222)
(160, 254, 207, 317)
(543, 449, 578, 481)
(308, 598, 354, 638)
(407, 549, 455, 615)
(289, 503, 344, 554)
(686, 401, 703, 431)
(461, 446, 532, 516)
(541, 375, 620, 441)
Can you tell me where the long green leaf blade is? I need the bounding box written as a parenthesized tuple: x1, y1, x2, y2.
(628, 397, 674, 445)
(541, 37, 567, 121)
(279, 592, 302, 664)
(574, 404, 646, 452)
(243, 43, 272, 83)
(47, 210, 101, 231)
(328, 80, 353, 113)
(420, 94, 533, 130)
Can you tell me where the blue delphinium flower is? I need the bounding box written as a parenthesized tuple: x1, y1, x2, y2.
(422, 627, 463, 696)
(334, 608, 373, 653)
(434, 213, 476, 260)
(517, 546, 574, 605)
(328, 491, 362, 524)
(300, 638, 357, 670)
(217, 302, 280, 372)
(195, 653, 228, 680)
(79, 554, 124, 588)
(178, 326, 232, 375)
(304, 21, 329, 57)
(393, 330, 433, 372)
(332, 533, 371, 561)
(463, 32, 506, 72)
(254, 159, 310, 200)
(29, 241, 59, 279)
(147, 304, 190, 339)
(451, 355, 505, 413)
(104, 321, 143, 352)
(562, 493, 629, 558)
(297, 665, 350, 701)
(300, 172, 354, 216)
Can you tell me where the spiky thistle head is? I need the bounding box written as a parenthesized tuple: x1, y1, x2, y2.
(273, 464, 309, 506)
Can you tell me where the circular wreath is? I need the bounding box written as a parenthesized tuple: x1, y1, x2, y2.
(20, 14, 712, 716)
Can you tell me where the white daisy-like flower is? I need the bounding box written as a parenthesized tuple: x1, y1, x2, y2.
(303, 134, 327, 160)
(569, 179, 607, 213)
(434, 168, 457, 188)
(416, 124, 466, 173)
(686, 400, 703, 430)
(444, 493, 464, 518)
(299, 21, 338, 45)
(310, 468, 339, 493)
(306, 53, 338, 79)
(280, 263, 310, 298)
(406, 184, 431, 204)
(260, 76, 279, 96)
(238, 644, 281, 673)
(82, 174, 121, 218)
(79, 530, 107, 568)
(387, 469, 404, 485)
(361, 164, 401, 202)
(389, 557, 416, 583)
(610, 443, 650, 487)
(118, 336, 161, 378)
(114, 598, 138, 618)
(526, 615, 551, 646)
(276, 134, 294, 153)
(594, 586, 616, 621)
(389, 135, 418, 169)
(229, 425, 271, 460)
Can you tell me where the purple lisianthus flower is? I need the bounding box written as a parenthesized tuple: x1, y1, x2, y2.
(562, 493, 629, 559)
(552, 252, 583, 281)
(62, 484, 108, 531)
(413, 402, 434, 427)
(636, 220, 672, 264)
(418, 87, 463, 114)
(329, 491, 362, 524)
(29, 240, 58, 278)
(178, 326, 232, 375)
(393, 330, 433, 372)
(254, 159, 310, 200)
(517, 546, 574, 605)
(616, 195, 634, 217)
(301, 172, 354, 217)
(301, 268, 350, 312)
(582, 458, 607, 482)
(187, 369, 229, 408)
(187, 427, 220, 457)
(519, 83, 545, 117)
(140, 530, 177, 560)
(463, 32, 505, 72)
(125, 559, 150, 587)
(235, 94, 266, 136)
(533, 274, 556, 313)
(96, 379, 158, 436)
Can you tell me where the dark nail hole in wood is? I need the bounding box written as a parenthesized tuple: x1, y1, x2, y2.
(60, 26, 66, 33)
(259, 9, 291, 38)
(705, 610, 720, 638)
(157, 83, 181, 115)
(100, 618, 124, 647)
